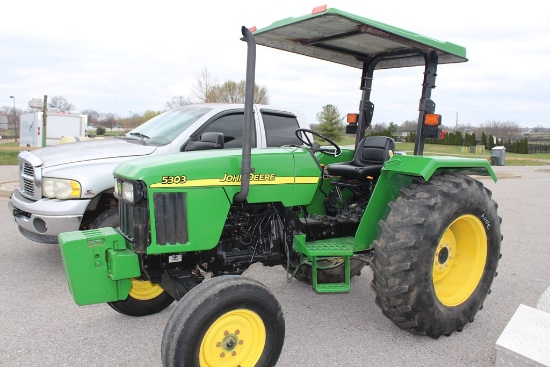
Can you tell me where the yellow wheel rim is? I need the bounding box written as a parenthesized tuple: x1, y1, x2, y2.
(128, 278, 164, 301)
(199, 309, 266, 367)
(433, 214, 487, 307)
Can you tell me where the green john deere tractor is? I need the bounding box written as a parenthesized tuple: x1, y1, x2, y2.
(59, 7, 502, 367)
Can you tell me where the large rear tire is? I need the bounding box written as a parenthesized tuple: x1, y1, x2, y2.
(371, 172, 501, 338)
(162, 276, 285, 367)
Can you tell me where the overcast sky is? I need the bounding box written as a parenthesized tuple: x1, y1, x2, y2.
(1, 0, 549, 128)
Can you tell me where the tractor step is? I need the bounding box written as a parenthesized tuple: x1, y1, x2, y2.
(293, 235, 354, 293)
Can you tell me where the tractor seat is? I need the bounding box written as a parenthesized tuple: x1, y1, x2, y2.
(327, 136, 395, 181)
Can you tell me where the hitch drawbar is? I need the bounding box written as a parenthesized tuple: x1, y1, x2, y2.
(59, 227, 140, 305)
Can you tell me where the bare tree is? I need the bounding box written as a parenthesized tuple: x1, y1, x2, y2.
(165, 96, 192, 110)
(192, 68, 218, 103)
(212, 81, 242, 103)
(252, 83, 269, 104)
(370, 122, 388, 133)
(49, 96, 75, 112)
(1, 105, 21, 137)
(478, 120, 521, 140)
(211, 80, 269, 104)
(398, 119, 418, 132)
(81, 109, 101, 126)
(143, 110, 163, 122)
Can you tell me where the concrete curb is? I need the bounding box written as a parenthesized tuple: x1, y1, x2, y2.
(0, 180, 17, 198)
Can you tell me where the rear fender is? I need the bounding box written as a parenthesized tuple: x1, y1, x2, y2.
(354, 155, 497, 250)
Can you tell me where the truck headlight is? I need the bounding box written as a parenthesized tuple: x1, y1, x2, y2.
(43, 178, 81, 199)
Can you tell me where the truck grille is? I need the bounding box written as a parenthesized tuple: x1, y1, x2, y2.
(119, 200, 149, 253)
(19, 158, 42, 200)
(154, 192, 188, 246)
(22, 162, 34, 176)
(21, 162, 35, 197)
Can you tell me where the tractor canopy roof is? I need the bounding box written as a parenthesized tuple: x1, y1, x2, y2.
(252, 6, 467, 69)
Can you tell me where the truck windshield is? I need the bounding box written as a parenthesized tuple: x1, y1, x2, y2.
(125, 105, 213, 145)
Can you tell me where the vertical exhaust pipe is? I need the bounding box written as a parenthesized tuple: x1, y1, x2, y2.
(234, 26, 256, 203)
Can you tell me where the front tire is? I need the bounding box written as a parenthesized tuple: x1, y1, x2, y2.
(91, 209, 182, 317)
(162, 276, 285, 367)
(108, 278, 175, 317)
(371, 172, 501, 338)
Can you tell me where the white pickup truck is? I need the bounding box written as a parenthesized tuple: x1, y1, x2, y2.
(9, 103, 310, 244)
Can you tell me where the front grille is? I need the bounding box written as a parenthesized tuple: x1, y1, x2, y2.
(22, 162, 34, 176)
(119, 199, 149, 253)
(154, 192, 188, 246)
(19, 159, 40, 199)
(22, 178, 35, 196)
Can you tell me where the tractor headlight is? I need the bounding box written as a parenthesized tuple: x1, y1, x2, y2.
(114, 178, 143, 204)
(121, 181, 135, 203)
(43, 178, 81, 199)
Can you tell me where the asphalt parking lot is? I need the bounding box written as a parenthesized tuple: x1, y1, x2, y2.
(1, 165, 549, 367)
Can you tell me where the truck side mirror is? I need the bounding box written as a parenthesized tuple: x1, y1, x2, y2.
(185, 132, 225, 151)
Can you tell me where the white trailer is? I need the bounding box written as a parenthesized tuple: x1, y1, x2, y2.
(19, 112, 88, 147)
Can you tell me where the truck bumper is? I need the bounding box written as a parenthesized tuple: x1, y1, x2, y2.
(9, 189, 91, 244)
(59, 227, 141, 305)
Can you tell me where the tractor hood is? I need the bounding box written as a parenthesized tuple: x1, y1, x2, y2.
(114, 146, 322, 209)
(27, 139, 158, 168)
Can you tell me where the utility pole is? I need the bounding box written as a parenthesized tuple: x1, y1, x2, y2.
(456, 112, 458, 130)
(42, 95, 48, 147)
(9, 96, 16, 140)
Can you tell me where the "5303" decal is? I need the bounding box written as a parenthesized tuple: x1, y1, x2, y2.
(161, 175, 187, 184)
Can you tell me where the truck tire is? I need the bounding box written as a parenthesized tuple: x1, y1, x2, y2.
(90, 207, 119, 229)
(162, 276, 285, 367)
(91, 208, 179, 317)
(370, 172, 501, 338)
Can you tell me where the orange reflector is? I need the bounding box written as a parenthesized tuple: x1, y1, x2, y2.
(424, 114, 441, 126)
(312, 5, 327, 14)
(249, 26, 257, 32)
(347, 113, 358, 124)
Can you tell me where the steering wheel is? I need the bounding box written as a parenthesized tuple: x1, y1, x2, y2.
(295, 128, 341, 157)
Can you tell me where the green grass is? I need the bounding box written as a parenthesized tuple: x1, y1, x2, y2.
(334, 139, 550, 166)
(0, 142, 20, 165)
(2, 139, 549, 166)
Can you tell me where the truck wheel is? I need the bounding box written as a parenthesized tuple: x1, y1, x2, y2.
(108, 278, 175, 317)
(370, 172, 501, 338)
(90, 207, 119, 229)
(162, 276, 285, 367)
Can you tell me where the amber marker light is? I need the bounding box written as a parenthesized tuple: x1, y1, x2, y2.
(347, 113, 358, 124)
(424, 114, 442, 126)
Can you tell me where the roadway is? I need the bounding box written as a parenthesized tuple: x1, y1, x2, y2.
(1, 165, 549, 366)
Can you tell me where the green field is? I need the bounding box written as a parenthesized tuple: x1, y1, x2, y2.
(0, 142, 21, 165)
(393, 142, 550, 166)
(1, 140, 549, 166)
